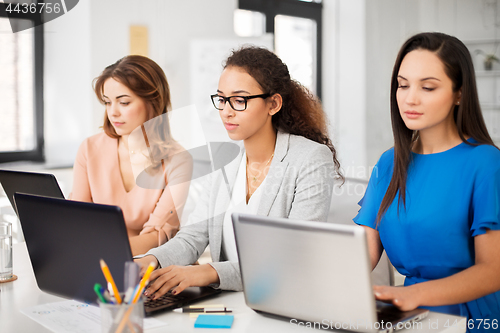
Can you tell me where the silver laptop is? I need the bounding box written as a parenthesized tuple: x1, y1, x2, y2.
(232, 213, 429, 333)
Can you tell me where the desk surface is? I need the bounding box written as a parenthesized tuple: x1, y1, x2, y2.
(1, 242, 466, 333)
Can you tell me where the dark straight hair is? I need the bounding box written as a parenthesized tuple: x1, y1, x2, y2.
(376, 32, 497, 225)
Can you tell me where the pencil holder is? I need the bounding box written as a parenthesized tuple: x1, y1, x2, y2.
(99, 296, 144, 333)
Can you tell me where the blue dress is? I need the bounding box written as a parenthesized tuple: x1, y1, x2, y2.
(354, 139, 500, 333)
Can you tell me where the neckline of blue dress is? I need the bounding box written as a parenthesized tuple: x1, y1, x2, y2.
(411, 137, 476, 156)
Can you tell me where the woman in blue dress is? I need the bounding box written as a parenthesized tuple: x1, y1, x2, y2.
(354, 32, 500, 332)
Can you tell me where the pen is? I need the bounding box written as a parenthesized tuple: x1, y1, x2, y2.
(123, 286, 135, 304)
(99, 259, 123, 304)
(107, 282, 114, 299)
(101, 287, 114, 304)
(173, 307, 233, 313)
(93, 283, 107, 304)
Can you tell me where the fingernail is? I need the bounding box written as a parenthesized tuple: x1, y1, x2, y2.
(172, 290, 177, 295)
(144, 290, 149, 296)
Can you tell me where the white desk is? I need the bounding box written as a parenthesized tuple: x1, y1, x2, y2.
(1, 242, 466, 333)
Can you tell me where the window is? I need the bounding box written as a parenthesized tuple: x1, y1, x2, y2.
(237, 0, 322, 98)
(234, 9, 266, 37)
(0, 3, 44, 163)
(275, 14, 317, 93)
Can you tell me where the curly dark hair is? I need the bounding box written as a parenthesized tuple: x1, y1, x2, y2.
(224, 46, 343, 182)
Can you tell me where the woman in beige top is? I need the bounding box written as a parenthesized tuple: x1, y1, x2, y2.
(71, 55, 192, 256)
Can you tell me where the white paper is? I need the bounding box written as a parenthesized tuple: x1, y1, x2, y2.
(21, 300, 168, 333)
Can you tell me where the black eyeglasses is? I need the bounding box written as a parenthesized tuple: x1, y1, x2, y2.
(210, 93, 270, 111)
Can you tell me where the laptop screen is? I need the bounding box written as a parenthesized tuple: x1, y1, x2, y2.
(14, 193, 132, 303)
(0, 170, 64, 213)
(232, 213, 428, 333)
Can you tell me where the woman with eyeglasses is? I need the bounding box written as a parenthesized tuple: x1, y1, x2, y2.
(71, 55, 192, 256)
(354, 32, 500, 331)
(135, 46, 343, 296)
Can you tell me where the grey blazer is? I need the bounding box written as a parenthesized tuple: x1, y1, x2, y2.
(146, 131, 336, 291)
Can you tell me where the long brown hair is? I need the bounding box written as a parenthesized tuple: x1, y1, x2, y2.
(93, 55, 172, 139)
(377, 32, 497, 224)
(224, 46, 343, 182)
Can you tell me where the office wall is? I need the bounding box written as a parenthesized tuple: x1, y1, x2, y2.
(321, 0, 500, 179)
(364, 0, 500, 170)
(43, 0, 92, 166)
(43, 0, 498, 173)
(323, 0, 368, 180)
(43, 0, 237, 165)
(43, 0, 361, 170)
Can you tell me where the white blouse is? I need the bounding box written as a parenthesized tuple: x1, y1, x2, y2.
(222, 152, 266, 262)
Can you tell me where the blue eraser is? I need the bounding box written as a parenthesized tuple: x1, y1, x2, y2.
(194, 314, 234, 329)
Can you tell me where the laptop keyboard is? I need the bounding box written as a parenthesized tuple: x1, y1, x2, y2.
(142, 287, 222, 316)
(376, 307, 407, 323)
(144, 291, 186, 311)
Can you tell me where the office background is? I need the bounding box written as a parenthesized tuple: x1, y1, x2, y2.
(1, 0, 500, 284)
(2, 0, 499, 170)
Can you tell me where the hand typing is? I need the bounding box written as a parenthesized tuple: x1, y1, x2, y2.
(144, 264, 220, 299)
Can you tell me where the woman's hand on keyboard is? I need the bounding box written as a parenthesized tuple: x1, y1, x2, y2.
(144, 264, 220, 299)
(373, 285, 421, 312)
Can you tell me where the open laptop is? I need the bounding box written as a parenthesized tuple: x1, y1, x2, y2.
(0, 170, 65, 214)
(232, 213, 429, 333)
(13, 193, 221, 316)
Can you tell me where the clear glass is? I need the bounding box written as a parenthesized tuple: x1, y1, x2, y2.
(275, 14, 317, 94)
(0, 18, 35, 153)
(99, 297, 144, 333)
(0, 186, 22, 244)
(0, 222, 13, 281)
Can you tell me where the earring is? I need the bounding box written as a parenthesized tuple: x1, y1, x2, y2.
(456, 101, 460, 105)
